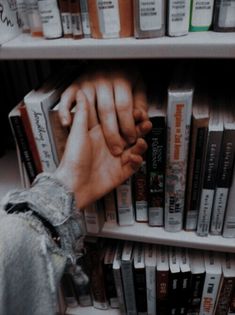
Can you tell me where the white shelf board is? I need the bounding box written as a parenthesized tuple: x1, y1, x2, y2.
(0, 150, 22, 200)
(66, 306, 119, 315)
(1, 32, 235, 59)
(98, 222, 235, 253)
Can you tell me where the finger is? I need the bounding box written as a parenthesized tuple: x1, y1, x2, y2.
(65, 91, 89, 157)
(133, 108, 149, 123)
(95, 79, 124, 156)
(121, 138, 147, 165)
(78, 81, 98, 129)
(122, 156, 143, 178)
(113, 76, 136, 144)
(136, 120, 152, 138)
(59, 82, 80, 126)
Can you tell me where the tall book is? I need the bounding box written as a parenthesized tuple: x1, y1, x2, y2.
(213, 0, 235, 32)
(187, 249, 205, 315)
(197, 103, 223, 236)
(156, 245, 169, 315)
(199, 251, 222, 315)
(104, 190, 117, 223)
(103, 242, 119, 308)
(189, 0, 215, 31)
(165, 76, 193, 232)
(0, 0, 21, 45)
(147, 94, 167, 227)
(116, 178, 135, 226)
(134, 158, 148, 222)
(167, 0, 191, 37)
(185, 92, 210, 231)
(133, 243, 147, 315)
(8, 101, 38, 183)
(178, 247, 191, 315)
(113, 242, 126, 315)
(80, 0, 91, 38)
(210, 104, 235, 235)
(24, 68, 77, 172)
(144, 243, 157, 315)
(121, 241, 137, 315)
(168, 246, 181, 315)
(223, 162, 235, 238)
(84, 200, 105, 234)
(84, 237, 109, 309)
(215, 253, 235, 315)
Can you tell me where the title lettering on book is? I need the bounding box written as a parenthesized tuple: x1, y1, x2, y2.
(174, 103, 184, 161)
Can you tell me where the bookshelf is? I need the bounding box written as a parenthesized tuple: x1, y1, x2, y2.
(1, 30, 235, 315)
(0, 32, 235, 59)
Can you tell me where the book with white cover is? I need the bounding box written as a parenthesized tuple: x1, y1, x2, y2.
(211, 103, 235, 235)
(167, 0, 191, 36)
(197, 103, 223, 236)
(178, 247, 191, 314)
(165, 75, 193, 232)
(0, 0, 21, 45)
(116, 177, 135, 226)
(200, 251, 222, 315)
(24, 68, 76, 172)
(84, 200, 105, 234)
(121, 241, 137, 315)
(144, 243, 157, 315)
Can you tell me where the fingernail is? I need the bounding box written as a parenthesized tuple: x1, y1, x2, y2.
(61, 117, 67, 126)
(112, 146, 123, 156)
(128, 137, 136, 144)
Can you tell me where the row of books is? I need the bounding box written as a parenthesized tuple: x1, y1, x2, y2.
(63, 237, 235, 315)
(8, 63, 235, 238)
(15, 0, 235, 41)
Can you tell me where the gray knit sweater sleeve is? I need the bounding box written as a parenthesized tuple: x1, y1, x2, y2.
(0, 173, 83, 315)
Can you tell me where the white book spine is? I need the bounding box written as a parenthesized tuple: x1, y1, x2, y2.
(25, 101, 58, 172)
(197, 189, 215, 236)
(223, 166, 235, 238)
(84, 202, 104, 234)
(191, 0, 214, 27)
(165, 90, 193, 232)
(168, 0, 190, 36)
(145, 244, 157, 315)
(117, 178, 135, 226)
(210, 187, 228, 234)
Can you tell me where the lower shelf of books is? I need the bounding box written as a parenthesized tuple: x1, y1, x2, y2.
(97, 222, 235, 253)
(66, 306, 119, 315)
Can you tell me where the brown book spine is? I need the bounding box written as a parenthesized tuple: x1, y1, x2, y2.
(87, 0, 133, 39)
(156, 270, 169, 314)
(215, 277, 235, 315)
(19, 104, 43, 174)
(59, 0, 73, 37)
(70, 0, 84, 39)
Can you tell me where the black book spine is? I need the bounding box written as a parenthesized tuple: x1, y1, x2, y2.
(10, 115, 37, 183)
(187, 273, 205, 315)
(134, 267, 147, 315)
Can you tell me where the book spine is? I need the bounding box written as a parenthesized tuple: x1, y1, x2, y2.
(211, 129, 235, 234)
(156, 270, 169, 314)
(165, 90, 193, 232)
(133, 0, 165, 39)
(213, 0, 235, 32)
(228, 288, 235, 314)
(215, 277, 235, 315)
(25, 101, 58, 173)
(134, 267, 147, 315)
(185, 124, 208, 230)
(26, 0, 43, 37)
(190, 0, 215, 31)
(145, 265, 156, 315)
(59, 0, 73, 37)
(16, 0, 30, 33)
(104, 190, 117, 223)
(223, 164, 235, 238)
(38, 0, 63, 39)
(187, 273, 205, 314)
(70, 0, 84, 39)
(103, 251, 118, 308)
(134, 160, 148, 222)
(167, 0, 190, 37)
(147, 115, 166, 226)
(116, 178, 135, 226)
(9, 114, 38, 183)
(200, 272, 222, 315)
(197, 130, 223, 236)
(80, 0, 91, 37)
(84, 201, 105, 234)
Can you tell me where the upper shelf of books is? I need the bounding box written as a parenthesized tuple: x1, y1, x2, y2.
(1, 32, 235, 60)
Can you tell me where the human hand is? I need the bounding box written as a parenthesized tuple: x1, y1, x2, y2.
(59, 69, 152, 156)
(54, 91, 148, 209)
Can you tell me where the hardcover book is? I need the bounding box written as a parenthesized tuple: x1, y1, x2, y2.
(165, 76, 193, 232)
(84, 200, 105, 234)
(178, 247, 191, 314)
(134, 158, 148, 222)
(104, 190, 118, 223)
(190, 0, 215, 31)
(168, 246, 181, 315)
(185, 92, 209, 231)
(213, 0, 235, 32)
(156, 245, 169, 315)
(197, 103, 223, 236)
